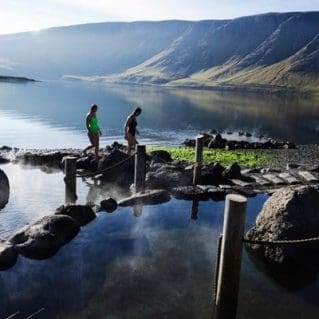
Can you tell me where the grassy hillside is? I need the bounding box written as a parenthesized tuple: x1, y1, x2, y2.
(101, 12, 319, 94)
(0, 21, 193, 79)
(1, 12, 318, 93)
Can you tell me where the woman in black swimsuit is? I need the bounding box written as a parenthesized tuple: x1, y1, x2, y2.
(124, 107, 142, 155)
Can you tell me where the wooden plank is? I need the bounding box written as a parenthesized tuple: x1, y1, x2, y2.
(298, 171, 318, 182)
(230, 179, 253, 187)
(262, 174, 286, 185)
(278, 172, 300, 184)
(251, 175, 271, 186)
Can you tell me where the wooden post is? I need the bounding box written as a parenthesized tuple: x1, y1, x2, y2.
(193, 135, 204, 185)
(134, 145, 146, 193)
(215, 194, 247, 319)
(64, 157, 77, 204)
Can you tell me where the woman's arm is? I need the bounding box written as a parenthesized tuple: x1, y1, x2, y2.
(86, 114, 91, 132)
(124, 115, 132, 137)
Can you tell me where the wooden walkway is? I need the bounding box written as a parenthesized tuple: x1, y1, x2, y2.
(228, 169, 319, 196)
(181, 169, 319, 201)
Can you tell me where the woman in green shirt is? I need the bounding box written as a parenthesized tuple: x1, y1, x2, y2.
(83, 104, 102, 159)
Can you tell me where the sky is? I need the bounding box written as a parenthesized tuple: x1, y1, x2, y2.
(0, 0, 318, 35)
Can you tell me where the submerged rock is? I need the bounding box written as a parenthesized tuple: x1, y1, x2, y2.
(246, 186, 319, 266)
(0, 240, 18, 271)
(10, 215, 80, 259)
(55, 204, 96, 226)
(118, 189, 171, 206)
(0, 169, 9, 209)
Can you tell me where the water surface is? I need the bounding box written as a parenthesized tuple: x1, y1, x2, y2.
(1, 81, 319, 318)
(0, 163, 318, 319)
(0, 81, 318, 148)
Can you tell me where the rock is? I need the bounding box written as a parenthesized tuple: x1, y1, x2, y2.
(17, 150, 76, 168)
(0, 240, 18, 271)
(242, 168, 261, 174)
(201, 163, 226, 185)
(184, 139, 195, 147)
(222, 162, 242, 179)
(225, 142, 235, 150)
(246, 186, 319, 266)
(10, 215, 80, 259)
(118, 189, 171, 206)
(207, 134, 224, 149)
(146, 165, 192, 189)
(0, 146, 12, 151)
(170, 186, 210, 201)
(149, 150, 172, 162)
(55, 204, 96, 226)
(286, 163, 301, 170)
(99, 197, 118, 213)
(261, 168, 281, 174)
(111, 141, 123, 150)
(0, 169, 9, 209)
(76, 155, 93, 170)
(0, 156, 10, 164)
(284, 142, 296, 149)
(149, 162, 164, 172)
(207, 163, 225, 178)
(98, 150, 135, 185)
(245, 131, 252, 137)
(310, 166, 319, 172)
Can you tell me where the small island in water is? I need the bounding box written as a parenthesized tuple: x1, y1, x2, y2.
(0, 75, 36, 83)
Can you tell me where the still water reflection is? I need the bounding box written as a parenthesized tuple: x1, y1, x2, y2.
(0, 164, 318, 318)
(0, 80, 318, 148)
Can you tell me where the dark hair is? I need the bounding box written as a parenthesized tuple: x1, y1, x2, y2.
(133, 107, 142, 116)
(90, 104, 98, 112)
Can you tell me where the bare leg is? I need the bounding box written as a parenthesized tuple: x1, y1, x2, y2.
(90, 133, 99, 160)
(127, 133, 137, 155)
(95, 136, 99, 160)
(83, 132, 95, 155)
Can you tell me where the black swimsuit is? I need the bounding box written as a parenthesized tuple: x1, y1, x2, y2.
(128, 118, 137, 136)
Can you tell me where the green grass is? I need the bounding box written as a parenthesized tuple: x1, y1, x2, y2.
(148, 146, 273, 167)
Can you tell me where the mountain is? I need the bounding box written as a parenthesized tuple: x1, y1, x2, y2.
(0, 12, 318, 93)
(102, 12, 319, 93)
(0, 21, 192, 79)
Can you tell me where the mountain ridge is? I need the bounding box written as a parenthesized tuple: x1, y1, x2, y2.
(1, 12, 318, 93)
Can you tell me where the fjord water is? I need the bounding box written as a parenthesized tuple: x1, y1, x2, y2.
(1, 164, 318, 318)
(1, 81, 319, 318)
(0, 80, 319, 148)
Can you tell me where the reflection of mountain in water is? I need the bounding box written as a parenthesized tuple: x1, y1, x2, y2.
(0, 81, 319, 145)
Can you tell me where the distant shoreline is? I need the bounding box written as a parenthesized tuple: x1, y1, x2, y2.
(0, 75, 37, 83)
(63, 75, 315, 97)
